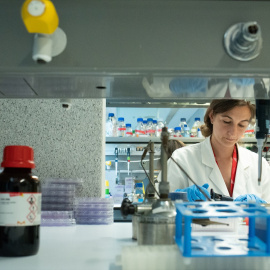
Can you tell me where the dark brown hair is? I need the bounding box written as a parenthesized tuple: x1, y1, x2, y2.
(167, 139, 185, 159)
(201, 99, 255, 137)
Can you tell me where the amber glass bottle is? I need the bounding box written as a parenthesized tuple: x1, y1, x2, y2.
(0, 145, 41, 256)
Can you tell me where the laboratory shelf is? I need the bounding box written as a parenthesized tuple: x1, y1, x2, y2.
(106, 137, 263, 144)
(175, 201, 270, 257)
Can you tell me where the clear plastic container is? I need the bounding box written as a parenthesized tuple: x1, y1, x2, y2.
(146, 118, 155, 136)
(135, 118, 145, 137)
(125, 123, 133, 137)
(183, 124, 190, 137)
(156, 119, 165, 137)
(173, 127, 182, 137)
(180, 118, 188, 136)
(105, 113, 117, 137)
(190, 117, 201, 137)
(117, 117, 126, 137)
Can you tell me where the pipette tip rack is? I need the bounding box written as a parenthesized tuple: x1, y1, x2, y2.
(175, 201, 270, 257)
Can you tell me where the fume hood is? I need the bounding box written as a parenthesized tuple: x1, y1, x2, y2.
(0, 0, 270, 103)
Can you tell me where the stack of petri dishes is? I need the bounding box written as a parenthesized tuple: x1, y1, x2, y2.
(75, 197, 114, 225)
(41, 178, 83, 226)
(41, 211, 75, 226)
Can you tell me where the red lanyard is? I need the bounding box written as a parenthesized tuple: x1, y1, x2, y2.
(212, 144, 238, 197)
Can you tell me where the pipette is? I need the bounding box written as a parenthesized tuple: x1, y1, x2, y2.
(254, 97, 270, 186)
(127, 148, 130, 175)
(210, 189, 233, 201)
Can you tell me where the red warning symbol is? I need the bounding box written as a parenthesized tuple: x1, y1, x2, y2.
(29, 204, 38, 212)
(27, 212, 36, 223)
(27, 195, 36, 205)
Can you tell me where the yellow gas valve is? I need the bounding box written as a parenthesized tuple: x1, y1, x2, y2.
(21, 0, 59, 34)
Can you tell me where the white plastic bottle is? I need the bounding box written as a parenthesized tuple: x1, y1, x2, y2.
(125, 124, 133, 137)
(190, 117, 201, 137)
(146, 118, 155, 137)
(183, 124, 190, 137)
(156, 119, 165, 137)
(180, 118, 188, 136)
(105, 113, 115, 137)
(173, 127, 182, 137)
(197, 127, 203, 138)
(135, 118, 144, 137)
(117, 117, 126, 137)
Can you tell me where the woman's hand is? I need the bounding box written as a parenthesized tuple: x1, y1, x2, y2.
(234, 194, 266, 203)
(176, 183, 210, 202)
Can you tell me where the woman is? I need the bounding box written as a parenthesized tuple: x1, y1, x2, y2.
(168, 99, 270, 202)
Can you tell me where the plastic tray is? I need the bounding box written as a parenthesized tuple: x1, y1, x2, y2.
(175, 201, 270, 257)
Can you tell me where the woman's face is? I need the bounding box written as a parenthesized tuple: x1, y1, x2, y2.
(209, 105, 251, 148)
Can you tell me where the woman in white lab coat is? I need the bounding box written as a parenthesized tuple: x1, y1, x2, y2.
(167, 99, 270, 203)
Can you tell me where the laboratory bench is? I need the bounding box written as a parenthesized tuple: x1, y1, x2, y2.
(0, 223, 135, 270)
(1, 222, 270, 270)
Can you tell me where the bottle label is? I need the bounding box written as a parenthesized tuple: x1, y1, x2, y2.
(135, 130, 145, 134)
(0, 192, 42, 226)
(245, 129, 254, 133)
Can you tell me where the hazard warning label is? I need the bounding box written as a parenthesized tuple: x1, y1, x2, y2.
(0, 192, 41, 226)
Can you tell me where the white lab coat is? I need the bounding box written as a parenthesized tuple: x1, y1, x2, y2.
(167, 136, 270, 202)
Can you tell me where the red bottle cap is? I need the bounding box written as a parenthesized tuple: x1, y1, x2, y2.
(1, 145, 35, 168)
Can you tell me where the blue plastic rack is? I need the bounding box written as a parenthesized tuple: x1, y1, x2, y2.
(175, 201, 270, 257)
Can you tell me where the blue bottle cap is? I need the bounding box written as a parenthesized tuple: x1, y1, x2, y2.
(147, 118, 153, 122)
(143, 120, 147, 124)
(195, 117, 200, 121)
(137, 118, 143, 122)
(181, 118, 186, 122)
(153, 120, 157, 124)
(174, 127, 181, 131)
(135, 183, 143, 188)
(126, 124, 131, 128)
(118, 117, 124, 121)
(108, 113, 114, 117)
